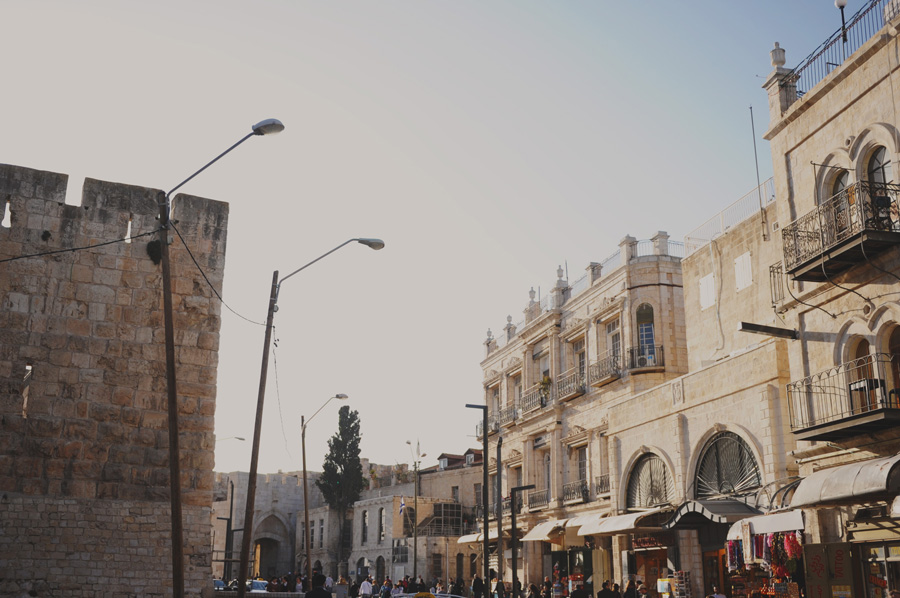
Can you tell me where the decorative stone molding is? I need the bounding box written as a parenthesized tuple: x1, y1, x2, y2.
(564, 425, 589, 447)
(506, 449, 523, 466)
(672, 379, 684, 405)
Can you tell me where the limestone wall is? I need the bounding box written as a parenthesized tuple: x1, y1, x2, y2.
(0, 163, 229, 597)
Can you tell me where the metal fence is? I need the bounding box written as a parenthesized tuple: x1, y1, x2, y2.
(685, 178, 775, 257)
(563, 479, 589, 503)
(783, 0, 899, 98)
(782, 181, 900, 271)
(787, 352, 900, 431)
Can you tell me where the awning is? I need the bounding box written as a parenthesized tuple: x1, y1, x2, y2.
(790, 453, 900, 508)
(566, 512, 608, 529)
(726, 510, 804, 540)
(457, 533, 481, 545)
(662, 500, 761, 530)
(521, 519, 568, 542)
(578, 507, 668, 536)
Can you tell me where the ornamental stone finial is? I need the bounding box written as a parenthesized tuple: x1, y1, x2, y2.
(771, 42, 786, 68)
(507, 315, 512, 324)
(529, 287, 536, 302)
(486, 328, 493, 341)
(557, 265, 564, 280)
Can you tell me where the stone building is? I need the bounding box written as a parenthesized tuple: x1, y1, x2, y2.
(0, 164, 228, 597)
(757, 1, 900, 596)
(474, 234, 691, 594)
(211, 469, 325, 580)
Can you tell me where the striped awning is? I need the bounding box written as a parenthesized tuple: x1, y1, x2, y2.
(662, 500, 761, 530)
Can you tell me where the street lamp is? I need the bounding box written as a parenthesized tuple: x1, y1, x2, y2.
(302, 394, 350, 585)
(217, 436, 247, 442)
(236, 238, 384, 598)
(158, 118, 283, 598)
(509, 484, 535, 598)
(465, 404, 490, 588)
(406, 440, 426, 582)
(836, 0, 848, 52)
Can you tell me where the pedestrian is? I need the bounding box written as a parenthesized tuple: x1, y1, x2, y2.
(350, 580, 360, 598)
(473, 574, 485, 598)
(326, 575, 335, 592)
(623, 581, 636, 598)
(711, 586, 725, 598)
(541, 578, 552, 598)
(361, 576, 374, 598)
(598, 581, 616, 598)
(613, 584, 621, 598)
(637, 584, 648, 598)
(308, 574, 333, 598)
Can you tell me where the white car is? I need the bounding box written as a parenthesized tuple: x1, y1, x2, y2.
(248, 580, 269, 593)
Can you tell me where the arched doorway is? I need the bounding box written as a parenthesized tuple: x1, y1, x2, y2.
(376, 556, 385, 584)
(254, 538, 280, 579)
(356, 558, 369, 582)
(626, 453, 673, 508)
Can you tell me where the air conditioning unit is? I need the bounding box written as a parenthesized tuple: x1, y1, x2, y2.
(637, 356, 648, 367)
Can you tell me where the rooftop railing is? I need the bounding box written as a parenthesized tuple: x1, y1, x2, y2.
(782, 0, 899, 98)
(685, 178, 775, 257)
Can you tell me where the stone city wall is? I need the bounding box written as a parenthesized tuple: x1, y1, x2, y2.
(0, 163, 229, 597)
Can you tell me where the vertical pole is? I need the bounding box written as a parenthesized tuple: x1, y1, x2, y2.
(496, 437, 503, 596)
(225, 480, 235, 580)
(237, 270, 279, 598)
(413, 460, 419, 581)
(159, 192, 185, 598)
(303, 416, 313, 585)
(510, 485, 534, 598)
(482, 409, 489, 587)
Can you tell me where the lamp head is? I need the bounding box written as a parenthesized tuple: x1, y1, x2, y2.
(356, 238, 385, 250)
(252, 118, 285, 136)
(406, 440, 412, 446)
(835, 0, 847, 8)
(335, 393, 349, 400)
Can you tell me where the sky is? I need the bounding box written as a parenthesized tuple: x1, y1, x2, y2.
(3, 1, 850, 475)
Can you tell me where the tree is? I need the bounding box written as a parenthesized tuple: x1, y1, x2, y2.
(316, 405, 366, 570)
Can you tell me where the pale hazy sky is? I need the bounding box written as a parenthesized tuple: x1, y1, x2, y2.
(4, 1, 845, 474)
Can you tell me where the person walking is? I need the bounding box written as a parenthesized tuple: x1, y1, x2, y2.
(473, 574, 485, 598)
(308, 574, 334, 598)
(541, 578, 552, 598)
(361, 576, 374, 598)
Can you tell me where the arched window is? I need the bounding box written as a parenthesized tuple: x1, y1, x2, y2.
(832, 169, 850, 196)
(695, 432, 761, 499)
(636, 303, 656, 364)
(470, 553, 478, 577)
(376, 556, 386, 584)
(851, 338, 876, 412)
(626, 453, 673, 508)
(868, 146, 893, 185)
(457, 553, 465, 582)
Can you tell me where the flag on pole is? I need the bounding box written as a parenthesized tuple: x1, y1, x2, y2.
(399, 497, 405, 517)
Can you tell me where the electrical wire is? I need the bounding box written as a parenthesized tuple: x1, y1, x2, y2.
(271, 335, 294, 461)
(0, 228, 160, 264)
(169, 221, 265, 327)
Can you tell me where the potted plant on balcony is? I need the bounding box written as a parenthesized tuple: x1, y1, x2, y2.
(539, 375, 552, 406)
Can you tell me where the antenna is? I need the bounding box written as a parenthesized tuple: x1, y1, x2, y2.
(750, 106, 769, 241)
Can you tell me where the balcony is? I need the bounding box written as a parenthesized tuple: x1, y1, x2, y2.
(589, 352, 621, 387)
(502, 496, 523, 516)
(520, 383, 550, 414)
(627, 345, 665, 371)
(498, 404, 518, 427)
(556, 367, 586, 401)
(787, 352, 900, 441)
(782, 182, 900, 282)
(527, 488, 550, 511)
(563, 479, 589, 504)
(595, 474, 610, 496)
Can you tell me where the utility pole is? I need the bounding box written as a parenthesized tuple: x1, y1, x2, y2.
(496, 437, 503, 597)
(216, 479, 236, 581)
(465, 404, 490, 586)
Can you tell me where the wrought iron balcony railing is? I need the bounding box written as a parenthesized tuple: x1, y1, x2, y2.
(563, 479, 589, 503)
(788, 352, 900, 439)
(527, 488, 550, 510)
(498, 404, 518, 426)
(782, 181, 900, 273)
(588, 352, 621, 386)
(595, 474, 611, 495)
(501, 496, 523, 515)
(781, 0, 897, 99)
(627, 345, 665, 370)
(556, 367, 586, 401)
(475, 415, 500, 439)
(520, 383, 549, 413)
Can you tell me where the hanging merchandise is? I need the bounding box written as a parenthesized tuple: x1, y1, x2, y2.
(728, 540, 745, 571)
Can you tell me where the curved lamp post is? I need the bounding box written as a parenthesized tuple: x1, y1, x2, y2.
(159, 118, 282, 598)
(406, 440, 426, 582)
(236, 239, 384, 597)
(302, 394, 349, 585)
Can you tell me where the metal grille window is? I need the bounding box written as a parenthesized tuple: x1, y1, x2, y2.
(573, 339, 586, 377)
(378, 508, 385, 543)
(392, 538, 409, 563)
(432, 553, 443, 578)
(319, 519, 324, 548)
(577, 447, 587, 482)
(626, 453, 674, 508)
(362, 510, 368, 544)
(695, 432, 761, 499)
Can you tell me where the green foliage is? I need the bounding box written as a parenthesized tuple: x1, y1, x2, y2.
(315, 405, 366, 514)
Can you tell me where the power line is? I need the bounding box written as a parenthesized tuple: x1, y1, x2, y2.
(271, 337, 294, 461)
(0, 228, 160, 264)
(169, 221, 265, 327)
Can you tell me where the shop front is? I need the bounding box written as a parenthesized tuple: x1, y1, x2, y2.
(725, 510, 807, 598)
